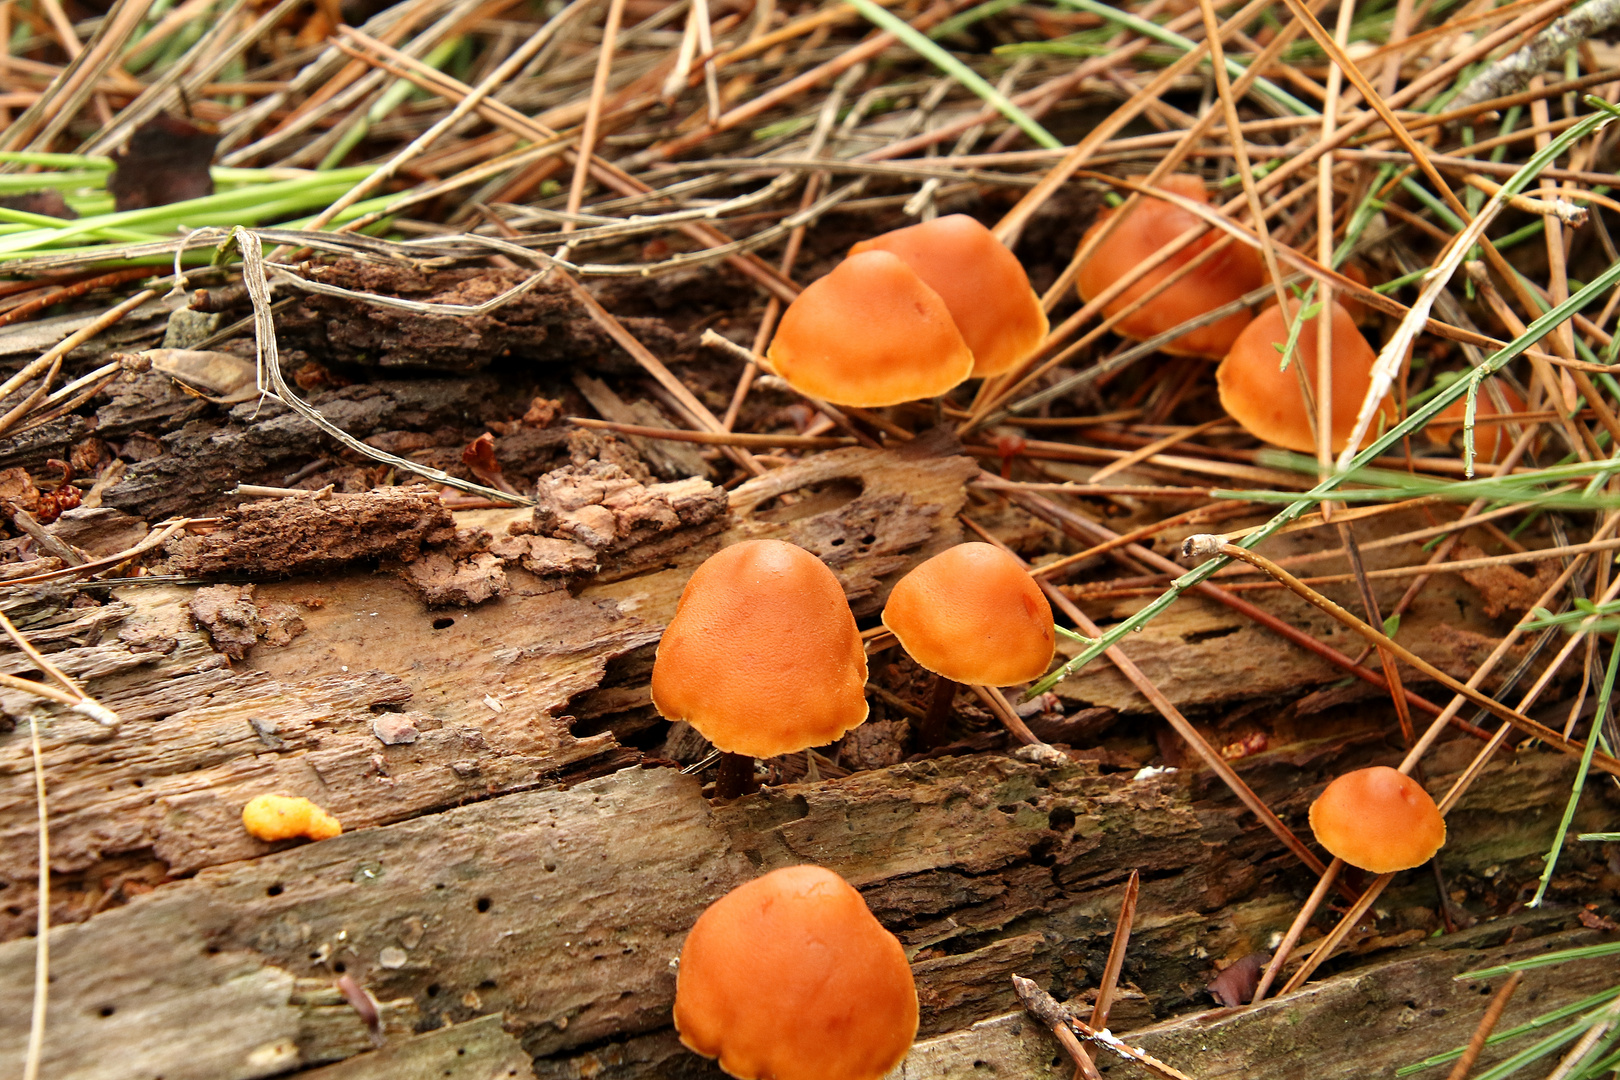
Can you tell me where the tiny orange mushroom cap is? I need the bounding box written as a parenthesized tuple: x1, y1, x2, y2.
(651, 539, 869, 759)
(1426, 381, 1528, 464)
(1217, 298, 1398, 454)
(850, 214, 1049, 378)
(766, 249, 974, 407)
(674, 864, 918, 1080)
(242, 794, 342, 842)
(882, 542, 1055, 686)
(1309, 766, 1446, 873)
(1075, 174, 1267, 359)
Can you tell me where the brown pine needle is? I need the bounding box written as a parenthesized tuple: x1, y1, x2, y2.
(1091, 870, 1140, 1030)
(1446, 972, 1524, 1080)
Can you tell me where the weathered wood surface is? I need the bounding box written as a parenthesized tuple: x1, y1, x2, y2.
(1, 745, 1611, 1079)
(299, 1015, 534, 1080)
(0, 446, 976, 937)
(537, 920, 1620, 1080)
(1, 443, 1614, 1080)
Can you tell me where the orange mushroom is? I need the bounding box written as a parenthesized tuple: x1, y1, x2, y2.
(849, 214, 1049, 377)
(674, 864, 918, 1080)
(1217, 297, 1398, 454)
(766, 249, 974, 406)
(651, 539, 869, 797)
(882, 543, 1055, 748)
(1076, 174, 1267, 358)
(883, 542, 1055, 686)
(1309, 766, 1446, 873)
(1426, 380, 1528, 463)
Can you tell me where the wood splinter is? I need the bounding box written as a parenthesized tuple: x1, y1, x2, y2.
(1012, 975, 1196, 1080)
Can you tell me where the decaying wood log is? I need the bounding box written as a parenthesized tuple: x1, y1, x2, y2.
(299, 1015, 534, 1079)
(0, 749, 1611, 1079)
(0, 445, 978, 939)
(1, 444, 1614, 1080)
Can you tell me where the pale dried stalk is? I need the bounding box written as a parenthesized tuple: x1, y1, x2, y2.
(231, 226, 530, 504)
(1464, 173, 1589, 224)
(22, 710, 48, 1080)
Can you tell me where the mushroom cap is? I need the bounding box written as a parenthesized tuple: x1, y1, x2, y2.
(1217, 298, 1398, 454)
(766, 249, 975, 406)
(1309, 766, 1446, 873)
(850, 214, 1049, 377)
(1425, 381, 1527, 463)
(651, 539, 869, 758)
(881, 542, 1055, 686)
(674, 864, 918, 1080)
(242, 794, 342, 842)
(1075, 174, 1266, 359)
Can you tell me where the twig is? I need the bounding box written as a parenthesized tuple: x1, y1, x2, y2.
(228, 226, 534, 504)
(1013, 976, 1196, 1080)
(569, 417, 853, 449)
(1449, 0, 1620, 110)
(1251, 858, 1341, 1003)
(22, 708, 49, 1080)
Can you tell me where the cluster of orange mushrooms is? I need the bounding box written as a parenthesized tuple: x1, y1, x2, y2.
(762, 175, 1521, 457)
(236, 186, 1459, 1080)
(655, 538, 1447, 1078)
(657, 190, 1454, 1079)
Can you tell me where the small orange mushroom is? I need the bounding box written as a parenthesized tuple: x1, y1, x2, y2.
(1426, 380, 1528, 463)
(242, 794, 342, 842)
(1076, 174, 1267, 359)
(766, 249, 974, 406)
(850, 214, 1049, 377)
(651, 539, 869, 796)
(1217, 298, 1398, 454)
(674, 864, 918, 1080)
(1309, 766, 1446, 873)
(882, 543, 1055, 686)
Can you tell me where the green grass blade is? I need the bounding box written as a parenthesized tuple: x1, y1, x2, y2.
(845, 0, 1062, 149)
(1459, 941, 1620, 981)
(1527, 630, 1620, 907)
(1056, 0, 1315, 116)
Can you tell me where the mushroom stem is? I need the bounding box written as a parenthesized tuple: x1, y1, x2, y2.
(713, 752, 760, 799)
(915, 676, 959, 749)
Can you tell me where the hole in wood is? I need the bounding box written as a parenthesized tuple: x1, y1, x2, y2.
(751, 477, 864, 524)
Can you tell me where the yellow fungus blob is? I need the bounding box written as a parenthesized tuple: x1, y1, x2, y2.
(242, 794, 343, 842)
